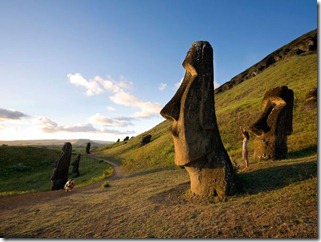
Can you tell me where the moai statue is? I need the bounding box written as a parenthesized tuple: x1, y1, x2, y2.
(71, 154, 81, 178)
(249, 86, 294, 160)
(86, 142, 91, 154)
(141, 134, 152, 146)
(160, 41, 236, 200)
(50, 142, 72, 190)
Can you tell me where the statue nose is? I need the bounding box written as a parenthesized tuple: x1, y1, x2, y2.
(160, 100, 180, 121)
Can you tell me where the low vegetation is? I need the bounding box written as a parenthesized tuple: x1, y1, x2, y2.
(0, 145, 112, 195)
(0, 30, 317, 238)
(94, 52, 317, 175)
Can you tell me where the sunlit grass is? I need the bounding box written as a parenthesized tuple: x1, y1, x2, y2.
(94, 53, 317, 175)
(0, 146, 113, 195)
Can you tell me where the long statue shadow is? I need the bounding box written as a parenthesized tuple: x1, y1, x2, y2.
(287, 145, 317, 159)
(237, 160, 317, 195)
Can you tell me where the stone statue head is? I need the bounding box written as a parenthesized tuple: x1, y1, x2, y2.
(249, 85, 294, 160)
(62, 142, 72, 154)
(160, 41, 218, 166)
(250, 85, 294, 136)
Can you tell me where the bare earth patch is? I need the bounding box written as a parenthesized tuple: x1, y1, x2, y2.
(0, 156, 317, 238)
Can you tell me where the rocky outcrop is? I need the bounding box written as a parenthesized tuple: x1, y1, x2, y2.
(215, 29, 317, 94)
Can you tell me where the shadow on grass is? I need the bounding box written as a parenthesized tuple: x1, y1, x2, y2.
(287, 145, 317, 159)
(237, 160, 317, 195)
(126, 166, 176, 179)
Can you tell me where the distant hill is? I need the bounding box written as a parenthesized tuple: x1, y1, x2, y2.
(0, 139, 113, 147)
(215, 29, 317, 94)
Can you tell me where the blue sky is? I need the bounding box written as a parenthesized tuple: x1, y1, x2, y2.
(0, 0, 317, 141)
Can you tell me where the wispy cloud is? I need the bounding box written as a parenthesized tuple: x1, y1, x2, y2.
(89, 113, 132, 127)
(0, 108, 29, 120)
(159, 83, 167, 91)
(37, 116, 96, 133)
(67, 73, 104, 96)
(37, 116, 134, 136)
(68, 73, 162, 119)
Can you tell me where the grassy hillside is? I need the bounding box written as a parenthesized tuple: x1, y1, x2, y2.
(94, 51, 317, 175)
(0, 146, 112, 195)
(0, 30, 317, 239)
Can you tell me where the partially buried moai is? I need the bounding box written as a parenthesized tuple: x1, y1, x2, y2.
(71, 154, 81, 178)
(86, 142, 91, 154)
(249, 86, 294, 160)
(50, 142, 72, 190)
(160, 41, 236, 200)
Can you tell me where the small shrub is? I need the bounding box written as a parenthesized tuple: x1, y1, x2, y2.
(101, 181, 110, 188)
(9, 163, 31, 172)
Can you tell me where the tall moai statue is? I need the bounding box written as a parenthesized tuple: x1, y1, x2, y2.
(50, 142, 72, 190)
(71, 154, 81, 178)
(160, 41, 236, 200)
(86, 142, 91, 154)
(249, 86, 294, 160)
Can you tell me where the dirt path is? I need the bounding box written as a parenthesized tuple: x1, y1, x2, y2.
(0, 155, 123, 211)
(87, 154, 123, 179)
(0, 156, 317, 238)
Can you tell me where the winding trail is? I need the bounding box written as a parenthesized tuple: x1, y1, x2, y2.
(0, 155, 123, 211)
(87, 154, 124, 180)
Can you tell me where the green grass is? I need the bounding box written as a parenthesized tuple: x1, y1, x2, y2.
(0, 146, 113, 195)
(94, 53, 317, 175)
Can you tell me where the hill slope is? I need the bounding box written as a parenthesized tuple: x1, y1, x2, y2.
(0, 29, 317, 239)
(215, 28, 317, 94)
(94, 29, 317, 175)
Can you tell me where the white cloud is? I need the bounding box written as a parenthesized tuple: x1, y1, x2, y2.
(37, 117, 58, 133)
(0, 108, 29, 120)
(133, 102, 163, 118)
(214, 80, 220, 89)
(37, 116, 95, 133)
(89, 113, 131, 127)
(67, 73, 104, 96)
(174, 78, 183, 89)
(68, 73, 162, 119)
(159, 83, 167, 91)
(107, 106, 116, 112)
(36, 116, 135, 137)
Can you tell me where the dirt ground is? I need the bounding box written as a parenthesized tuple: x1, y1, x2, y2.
(0, 157, 317, 238)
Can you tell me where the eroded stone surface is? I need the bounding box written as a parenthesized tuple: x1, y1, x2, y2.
(50, 142, 72, 190)
(160, 41, 236, 200)
(72, 154, 81, 178)
(249, 86, 294, 160)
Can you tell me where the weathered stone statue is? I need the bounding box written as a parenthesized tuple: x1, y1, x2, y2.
(141, 134, 152, 146)
(249, 86, 294, 160)
(160, 41, 236, 200)
(50, 142, 72, 190)
(86, 142, 91, 154)
(71, 154, 81, 178)
(304, 87, 317, 109)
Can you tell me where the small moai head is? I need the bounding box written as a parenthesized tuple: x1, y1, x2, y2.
(249, 86, 294, 160)
(62, 142, 72, 155)
(86, 142, 91, 154)
(160, 41, 217, 166)
(250, 85, 294, 136)
(72, 154, 81, 178)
